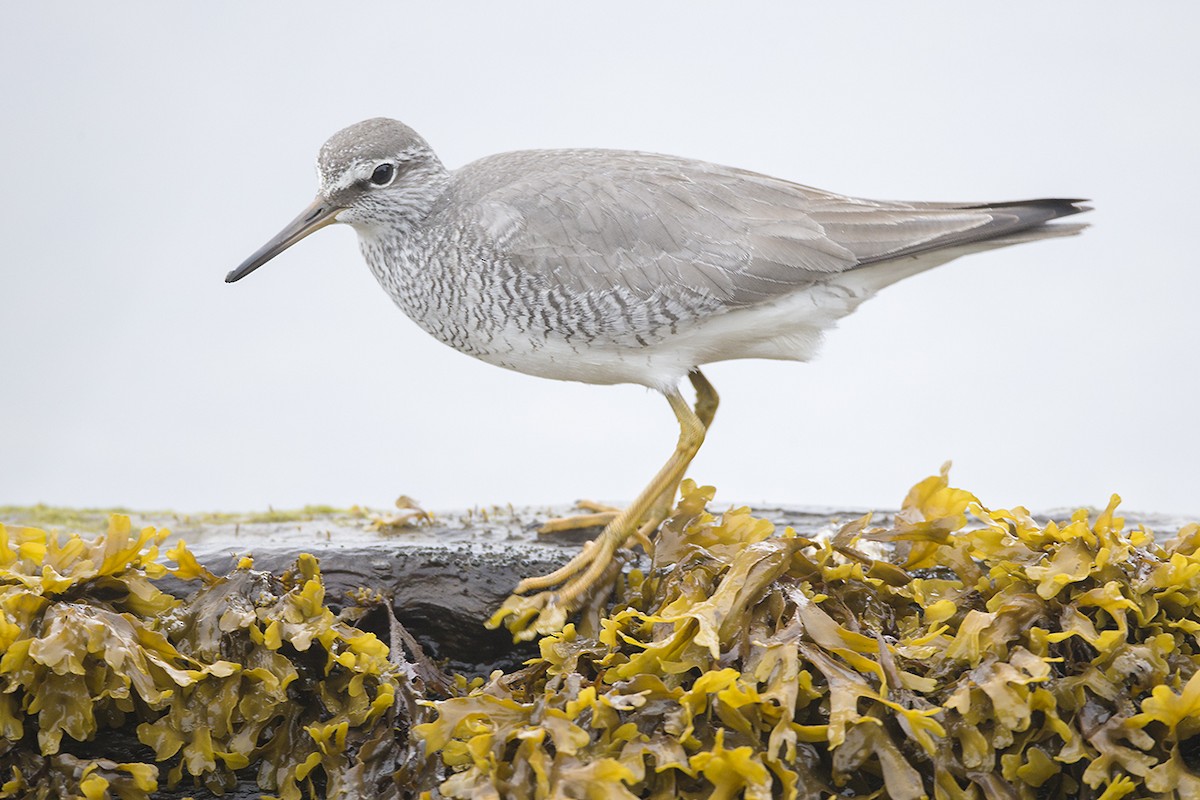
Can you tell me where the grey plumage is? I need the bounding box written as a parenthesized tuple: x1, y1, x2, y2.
(436, 149, 1085, 305)
(228, 118, 1091, 634)
(231, 118, 1089, 390)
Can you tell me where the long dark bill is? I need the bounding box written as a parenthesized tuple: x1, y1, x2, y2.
(225, 198, 339, 283)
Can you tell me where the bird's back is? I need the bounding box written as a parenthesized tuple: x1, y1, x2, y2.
(370, 148, 1087, 388)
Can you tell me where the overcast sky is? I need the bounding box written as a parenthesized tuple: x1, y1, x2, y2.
(2, 3, 1197, 518)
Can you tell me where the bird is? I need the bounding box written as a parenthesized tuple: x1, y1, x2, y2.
(227, 117, 1088, 638)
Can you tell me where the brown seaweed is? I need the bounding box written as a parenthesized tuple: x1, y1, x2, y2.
(5, 470, 1200, 799)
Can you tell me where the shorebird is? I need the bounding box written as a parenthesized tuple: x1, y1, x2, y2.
(228, 118, 1088, 638)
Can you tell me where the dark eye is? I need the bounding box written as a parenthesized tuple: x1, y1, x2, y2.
(369, 163, 396, 186)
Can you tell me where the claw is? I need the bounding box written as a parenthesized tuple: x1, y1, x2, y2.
(493, 535, 624, 640)
(486, 592, 567, 641)
(515, 540, 598, 594)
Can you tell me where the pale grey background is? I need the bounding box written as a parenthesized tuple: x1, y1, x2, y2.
(2, 3, 1197, 516)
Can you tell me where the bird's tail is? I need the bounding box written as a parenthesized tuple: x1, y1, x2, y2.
(844, 198, 1091, 295)
(872, 198, 1092, 262)
(960, 198, 1091, 247)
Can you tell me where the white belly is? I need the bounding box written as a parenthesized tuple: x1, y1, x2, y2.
(465, 280, 863, 392)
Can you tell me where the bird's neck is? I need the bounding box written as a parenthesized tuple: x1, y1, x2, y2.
(351, 163, 453, 309)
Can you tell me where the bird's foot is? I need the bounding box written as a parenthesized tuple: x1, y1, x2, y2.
(488, 513, 666, 641)
(538, 499, 665, 558)
(537, 500, 621, 536)
(486, 592, 569, 642)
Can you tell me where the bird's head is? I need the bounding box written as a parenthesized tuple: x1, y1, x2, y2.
(226, 117, 446, 283)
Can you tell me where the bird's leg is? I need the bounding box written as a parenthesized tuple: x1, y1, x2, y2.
(689, 368, 720, 430)
(489, 385, 709, 638)
(519, 389, 705, 592)
(628, 369, 720, 547)
(537, 369, 719, 542)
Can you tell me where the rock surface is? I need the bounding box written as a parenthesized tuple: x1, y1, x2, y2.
(149, 503, 880, 676)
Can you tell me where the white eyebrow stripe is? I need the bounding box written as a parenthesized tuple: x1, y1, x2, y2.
(320, 165, 366, 196)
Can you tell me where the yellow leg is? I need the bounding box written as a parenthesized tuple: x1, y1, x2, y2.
(536, 370, 719, 540)
(625, 370, 718, 550)
(488, 371, 718, 639)
(689, 368, 719, 429)
(646, 370, 718, 515)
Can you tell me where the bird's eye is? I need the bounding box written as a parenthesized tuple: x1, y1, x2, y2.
(369, 163, 396, 186)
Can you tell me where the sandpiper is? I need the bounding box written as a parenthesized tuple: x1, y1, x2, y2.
(228, 117, 1088, 637)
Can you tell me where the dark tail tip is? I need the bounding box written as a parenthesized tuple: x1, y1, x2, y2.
(971, 198, 1093, 224)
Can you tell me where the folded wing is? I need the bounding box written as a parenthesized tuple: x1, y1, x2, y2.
(454, 149, 1088, 309)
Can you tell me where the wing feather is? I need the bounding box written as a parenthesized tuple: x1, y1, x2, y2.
(445, 149, 1085, 310)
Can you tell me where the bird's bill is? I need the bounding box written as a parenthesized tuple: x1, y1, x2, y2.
(225, 198, 339, 283)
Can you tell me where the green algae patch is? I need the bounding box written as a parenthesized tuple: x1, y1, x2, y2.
(0, 505, 138, 535)
(0, 517, 431, 799)
(0, 505, 365, 538)
(191, 505, 357, 526)
(415, 471, 1200, 799)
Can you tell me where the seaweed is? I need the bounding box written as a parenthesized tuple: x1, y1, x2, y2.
(415, 469, 1200, 799)
(0, 518, 430, 799)
(5, 471, 1200, 798)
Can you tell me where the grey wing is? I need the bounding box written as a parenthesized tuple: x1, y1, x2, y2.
(458, 149, 1086, 310)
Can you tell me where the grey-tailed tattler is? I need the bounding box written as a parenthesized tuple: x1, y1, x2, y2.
(228, 117, 1088, 638)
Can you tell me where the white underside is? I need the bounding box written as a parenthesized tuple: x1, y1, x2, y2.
(474, 247, 967, 392)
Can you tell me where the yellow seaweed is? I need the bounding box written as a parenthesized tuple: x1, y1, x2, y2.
(417, 472, 1200, 798)
(6, 469, 1200, 798)
(0, 519, 414, 799)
